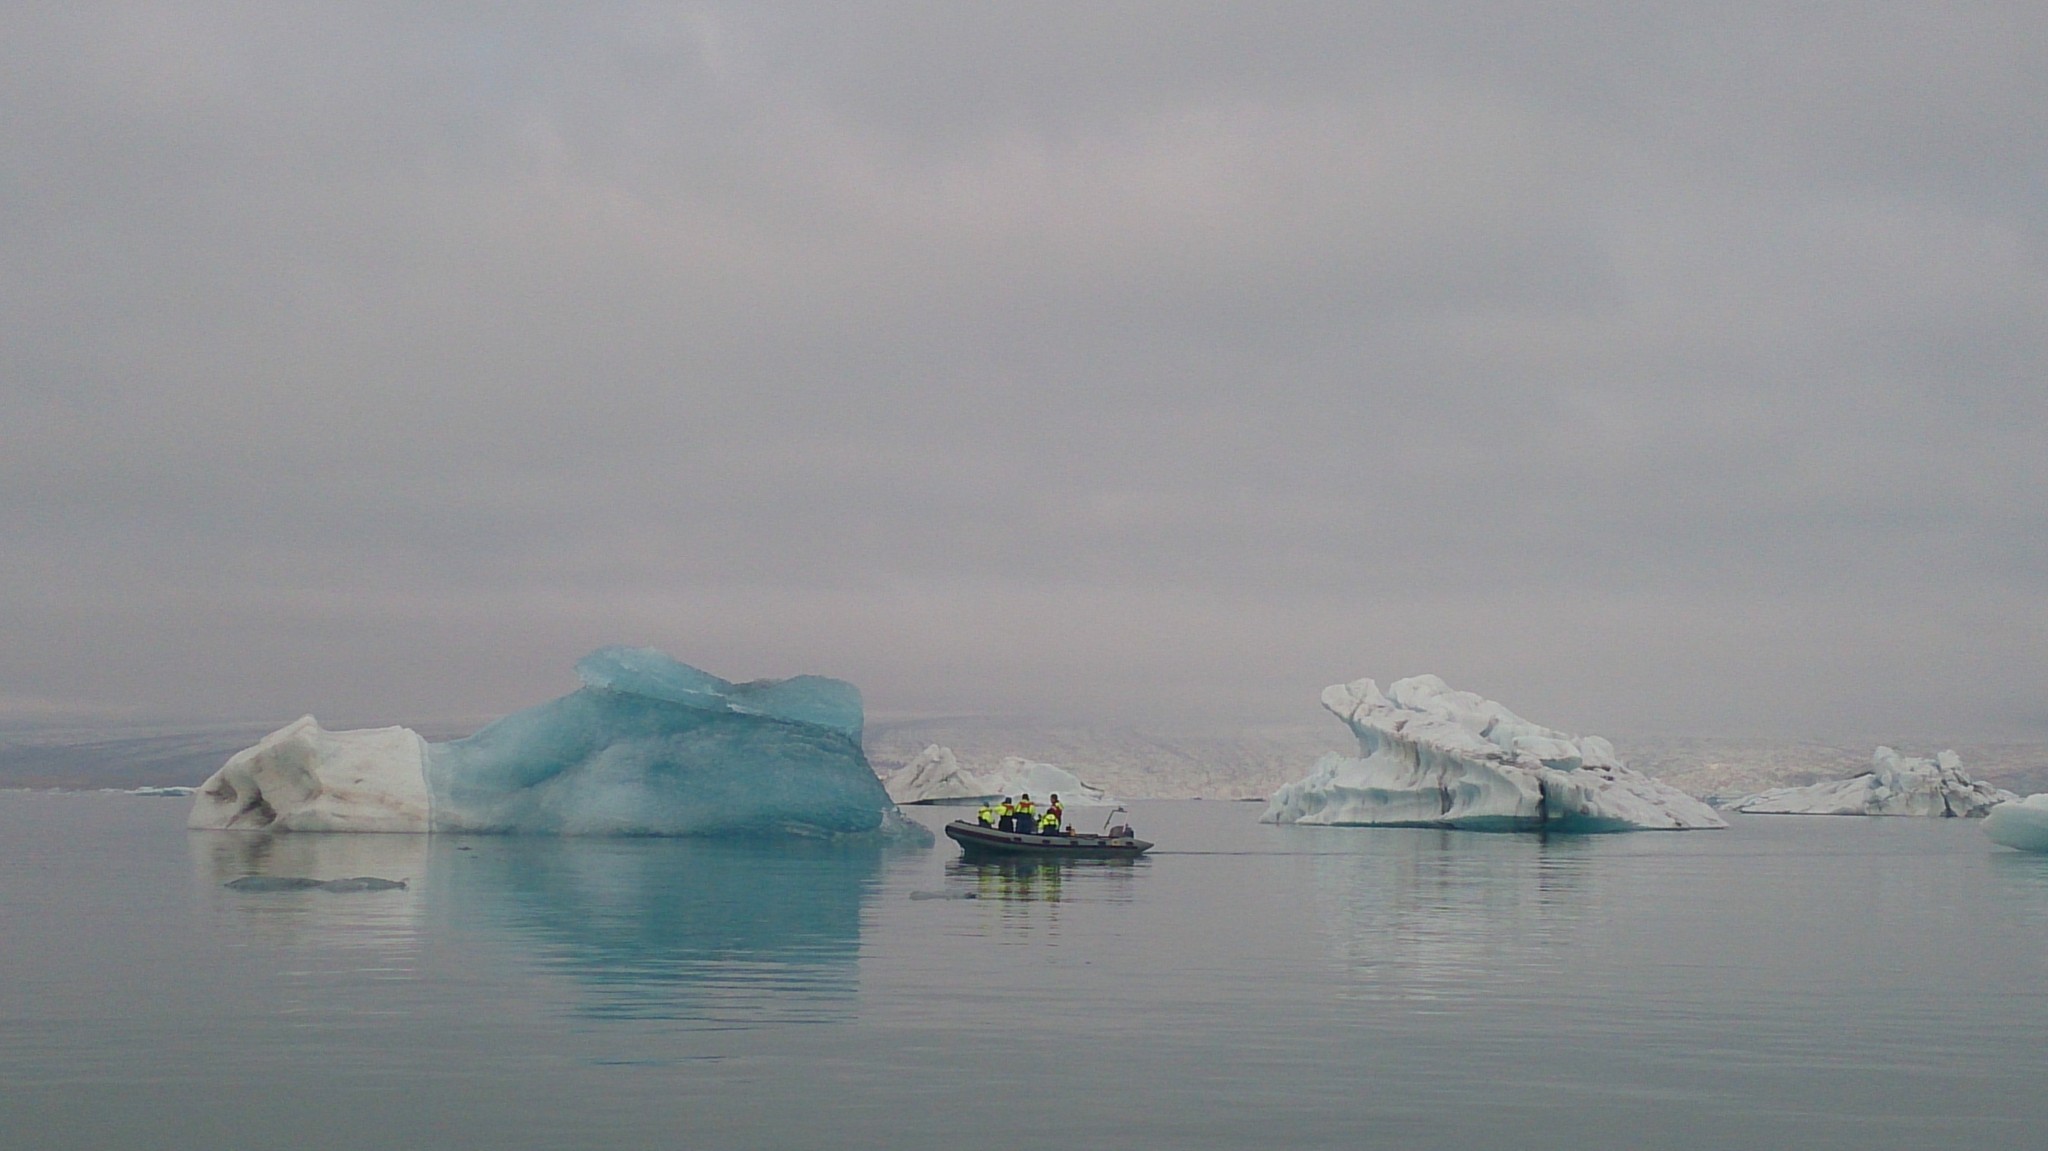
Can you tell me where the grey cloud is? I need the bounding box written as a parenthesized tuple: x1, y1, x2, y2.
(2, 3, 2044, 738)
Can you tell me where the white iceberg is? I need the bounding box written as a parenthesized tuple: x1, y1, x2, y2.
(884, 746, 987, 804)
(884, 745, 1113, 806)
(1732, 748, 2015, 817)
(187, 717, 432, 832)
(1984, 794, 2048, 852)
(1262, 675, 1725, 832)
(191, 647, 927, 841)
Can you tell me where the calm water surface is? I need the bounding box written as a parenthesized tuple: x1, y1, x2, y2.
(5, 792, 2048, 1150)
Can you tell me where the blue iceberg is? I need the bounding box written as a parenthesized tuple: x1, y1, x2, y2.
(1985, 795, 2048, 852)
(189, 647, 928, 842)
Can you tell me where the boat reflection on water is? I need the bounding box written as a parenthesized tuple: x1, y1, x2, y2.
(944, 854, 1143, 906)
(436, 835, 888, 1025)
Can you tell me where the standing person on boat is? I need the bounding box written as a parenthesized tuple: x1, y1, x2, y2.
(1041, 794, 1064, 835)
(996, 796, 1016, 832)
(1015, 793, 1036, 834)
(976, 800, 997, 828)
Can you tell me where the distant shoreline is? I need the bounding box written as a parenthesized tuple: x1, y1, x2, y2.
(16, 717, 2038, 799)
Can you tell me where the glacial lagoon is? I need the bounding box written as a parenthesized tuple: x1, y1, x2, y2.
(6, 792, 2048, 1150)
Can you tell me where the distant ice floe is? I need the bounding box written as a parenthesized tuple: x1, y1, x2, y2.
(1732, 748, 2015, 817)
(189, 647, 927, 841)
(1262, 675, 1725, 833)
(1984, 795, 2048, 852)
(884, 744, 1114, 806)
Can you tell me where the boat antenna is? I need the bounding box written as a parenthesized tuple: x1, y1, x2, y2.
(1101, 805, 1128, 834)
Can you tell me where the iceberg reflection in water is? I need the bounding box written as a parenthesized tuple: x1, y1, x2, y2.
(194, 829, 892, 1028)
(192, 830, 427, 945)
(1296, 827, 1598, 1004)
(190, 831, 430, 1032)
(435, 835, 887, 1025)
(14, 798, 2048, 1150)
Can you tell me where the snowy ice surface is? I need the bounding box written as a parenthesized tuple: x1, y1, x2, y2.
(1733, 748, 2015, 817)
(190, 647, 927, 841)
(1262, 675, 1725, 832)
(1984, 794, 2048, 852)
(884, 744, 1113, 806)
(188, 716, 432, 832)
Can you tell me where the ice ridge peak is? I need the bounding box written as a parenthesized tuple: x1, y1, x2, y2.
(574, 645, 863, 740)
(1263, 675, 1725, 832)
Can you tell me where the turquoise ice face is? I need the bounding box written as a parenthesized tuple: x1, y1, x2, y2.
(424, 648, 899, 837)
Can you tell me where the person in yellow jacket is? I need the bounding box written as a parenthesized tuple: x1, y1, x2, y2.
(976, 801, 997, 828)
(1015, 793, 1036, 833)
(1041, 794, 1065, 834)
(996, 796, 1016, 832)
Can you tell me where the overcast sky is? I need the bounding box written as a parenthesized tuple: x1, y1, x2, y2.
(2, 3, 2044, 739)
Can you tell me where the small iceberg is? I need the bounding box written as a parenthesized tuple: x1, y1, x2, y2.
(884, 745, 1113, 806)
(1262, 675, 1724, 832)
(1733, 748, 2015, 817)
(190, 647, 929, 841)
(1984, 795, 2048, 852)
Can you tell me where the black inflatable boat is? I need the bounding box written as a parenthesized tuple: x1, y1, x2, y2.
(943, 816, 1152, 859)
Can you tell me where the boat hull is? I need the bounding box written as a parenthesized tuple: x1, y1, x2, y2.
(943, 820, 1152, 858)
